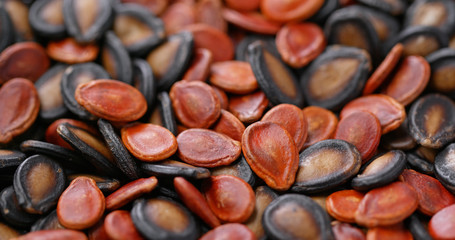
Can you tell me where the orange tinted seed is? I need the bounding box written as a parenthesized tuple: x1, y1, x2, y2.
(182, 48, 213, 81)
(202, 175, 255, 223)
(260, 0, 324, 22)
(170, 81, 221, 128)
(429, 204, 455, 240)
(121, 123, 177, 162)
(222, 8, 282, 35)
(224, 0, 260, 11)
(212, 109, 245, 142)
(335, 111, 381, 162)
(355, 182, 418, 227)
(161, 2, 196, 35)
(332, 222, 366, 240)
(275, 22, 326, 68)
(301, 106, 338, 149)
(105, 177, 158, 210)
(57, 177, 105, 230)
(366, 223, 413, 240)
(209, 61, 258, 94)
(177, 128, 241, 168)
(13, 229, 88, 240)
(326, 190, 365, 223)
(104, 210, 144, 240)
(228, 90, 269, 124)
(0, 78, 40, 144)
(75, 79, 147, 122)
(200, 223, 256, 240)
(46, 38, 99, 64)
(242, 121, 299, 191)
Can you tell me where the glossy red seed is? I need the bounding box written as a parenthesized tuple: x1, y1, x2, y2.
(222, 8, 282, 35)
(200, 223, 256, 240)
(212, 109, 245, 142)
(301, 106, 338, 149)
(326, 190, 365, 223)
(105, 177, 158, 210)
(104, 210, 144, 240)
(209, 61, 258, 94)
(228, 90, 269, 124)
(182, 48, 213, 81)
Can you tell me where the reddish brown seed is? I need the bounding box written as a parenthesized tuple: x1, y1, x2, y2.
(260, 0, 324, 22)
(12, 229, 88, 240)
(45, 118, 99, 150)
(335, 111, 381, 162)
(121, 123, 177, 162)
(209, 61, 258, 94)
(326, 190, 365, 223)
(184, 23, 234, 62)
(429, 204, 455, 240)
(382, 55, 431, 106)
(202, 175, 255, 223)
(46, 38, 99, 64)
(340, 94, 406, 135)
(57, 177, 105, 230)
(275, 22, 326, 68)
(195, 0, 227, 33)
(161, 2, 196, 35)
(224, 0, 260, 11)
(211, 85, 229, 110)
(363, 43, 403, 95)
(170, 81, 221, 128)
(367, 223, 413, 240)
(399, 169, 455, 216)
(355, 182, 418, 227)
(182, 48, 213, 81)
(212, 109, 245, 142)
(0, 78, 40, 144)
(242, 121, 299, 191)
(222, 8, 282, 35)
(105, 177, 158, 210)
(177, 128, 241, 168)
(228, 90, 269, 124)
(199, 223, 256, 240)
(104, 210, 144, 240)
(88, 219, 110, 240)
(0, 42, 50, 84)
(301, 106, 338, 149)
(174, 177, 221, 228)
(75, 79, 147, 122)
(262, 103, 308, 151)
(332, 222, 366, 240)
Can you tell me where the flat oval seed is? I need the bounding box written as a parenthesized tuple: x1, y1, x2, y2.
(263, 194, 334, 240)
(276, 22, 326, 68)
(228, 90, 269, 124)
(0, 78, 40, 144)
(104, 210, 144, 240)
(161, 2, 196, 35)
(302, 106, 338, 149)
(75, 79, 147, 122)
(400, 169, 455, 216)
(382, 56, 430, 106)
(260, 0, 325, 22)
(332, 222, 366, 240)
(335, 110, 381, 162)
(57, 176, 105, 230)
(200, 223, 256, 240)
(13, 155, 65, 214)
(244, 186, 278, 239)
(177, 128, 241, 168)
(174, 177, 220, 228)
(0, 149, 26, 169)
(326, 190, 365, 223)
(105, 177, 158, 211)
(209, 61, 258, 94)
(0, 42, 50, 84)
(46, 38, 99, 64)
(131, 198, 199, 240)
(182, 48, 213, 81)
(202, 175, 255, 223)
(211, 155, 256, 186)
(170, 81, 221, 128)
(13, 229, 87, 240)
(408, 94, 455, 148)
(242, 121, 299, 191)
(221, 8, 282, 35)
(340, 94, 406, 134)
(121, 123, 177, 162)
(262, 104, 308, 151)
(355, 182, 418, 227)
(211, 109, 245, 142)
(429, 204, 455, 240)
(292, 139, 361, 193)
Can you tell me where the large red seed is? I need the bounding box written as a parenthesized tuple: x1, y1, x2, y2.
(75, 79, 147, 122)
(105, 177, 158, 210)
(209, 60, 258, 94)
(57, 177, 105, 230)
(242, 121, 299, 191)
(104, 210, 144, 240)
(301, 106, 338, 149)
(429, 204, 455, 240)
(177, 128, 241, 168)
(326, 190, 365, 223)
(212, 109, 245, 142)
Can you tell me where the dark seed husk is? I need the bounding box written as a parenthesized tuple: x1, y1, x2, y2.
(28, 0, 66, 39)
(101, 31, 133, 85)
(133, 58, 156, 111)
(351, 150, 406, 191)
(0, 150, 26, 169)
(405, 213, 432, 240)
(235, 34, 279, 61)
(211, 155, 256, 186)
(426, 48, 455, 99)
(404, 0, 455, 35)
(435, 143, 455, 194)
(355, 0, 407, 15)
(406, 153, 434, 175)
(13, 154, 66, 214)
(0, 6, 14, 52)
(98, 118, 140, 180)
(309, 0, 340, 24)
(0, 186, 39, 228)
(67, 174, 121, 193)
(157, 91, 178, 136)
(30, 209, 65, 231)
(140, 160, 210, 179)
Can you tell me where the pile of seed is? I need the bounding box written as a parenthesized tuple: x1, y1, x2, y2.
(0, 0, 455, 239)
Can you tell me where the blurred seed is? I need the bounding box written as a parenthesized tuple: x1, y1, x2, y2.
(224, 0, 259, 11)
(101, 31, 133, 84)
(57, 176, 105, 230)
(235, 34, 279, 61)
(211, 109, 245, 142)
(221, 8, 282, 35)
(209, 61, 258, 94)
(211, 85, 229, 110)
(0, 6, 14, 52)
(355, 181, 418, 227)
(182, 48, 213, 81)
(132, 58, 156, 111)
(301, 106, 338, 149)
(14, 229, 87, 240)
(429, 204, 455, 239)
(351, 150, 406, 191)
(2, 0, 33, 42)
(0, 186, 39, 228)
(105, 176, 158, 210)
(381, 120, 416, 151)
(367, 223, 413, 240)
(326, 190, 365, 223)
(63, 0, 113, 43)
(0, 221, 20, 239)
(242, 121, 299, 191)
(406, 213, 433, 240)
(331, 222, 365, 240)
(31, 210, 65, 231)
(228, 90, 269, 124)
(202, 175, 255, 223)
(404, 0, 455, 35)
(121, 0, 168, 15)
(408, 94, 455, 148)
(161, 2, 196, 35)
(105, 210, 144, 240)
(0, 150, 26, 169)
(260, 0, 324, 22)
(200, 223, 256, 240)
(46, 38, 99, 64)
(244, 186, 277, 239)
(196, 0, 226, 33)
(141, 160, 210, 179)
(355, 0, 406, 15)
(28, 0, 66, 38)
(426, 48, 455, 99)
(263, 194, 334, 240)
(293, 139, 361, 193)
(0, 78, 40, 144)
(131, 197, 199, 240)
